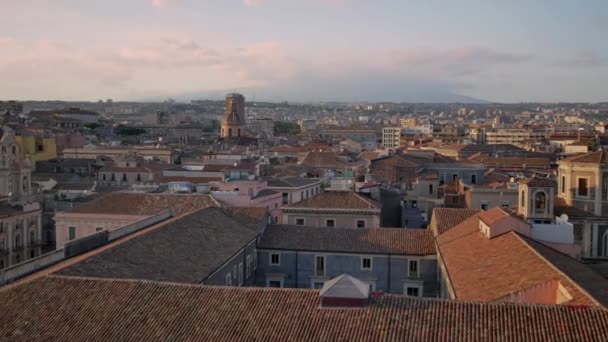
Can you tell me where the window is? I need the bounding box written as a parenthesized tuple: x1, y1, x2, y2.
(233, 265, 238, 281)
(267, 280, 282, 288)
(282, 193, 288, 205)
(246, 254, 251, 278)
(578, 178, 589, 197)
(406, 286, 421, 297)
(238, 262, 243, 285)
(301, 191, 304, 199)
(520, 190, 525, 207)
(561, 176, 566, 194)
(408, 259, 419, 278)
(274, 203, 278, 209)
(326, 219, 335, 228)
(481, 203, 488, 211)
(306, 189, 309, 198)
(471, 175, 477, 185)
(356, 220, 366, 228)
(111, 173, 116, 181)
(68, 227, 76, 241)
(102, 174, 107, 181)
(312, 282, 325, 289)
(0, 223, 3, 234)
(270, 253, 280, 266)
(136, 174, 141, 182)
(252, 251, 257, 271)
(452, 174, 458, 182)
(29, 230, 35, 244)
(15, 234, 21, 248)
(12, 146, 16, 155)
(0, 238, 4, 250)
(295, 218, 305, 226)
(428, 184, 433, 195)
(122, 173, 127, 182)
(411, 200, 417, 208)
(534, 191, 546, 211)
(96, 227, 103, 232)
(315, 255, 325, 277)
(361, 257, 372, 271)
(225, 273, 232, 286)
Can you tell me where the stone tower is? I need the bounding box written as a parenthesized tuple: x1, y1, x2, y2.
(220, 93, 246, 139)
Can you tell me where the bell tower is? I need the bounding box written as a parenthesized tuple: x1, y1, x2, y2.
(518, 176, 556, 223)
(220, 93, 246, 139)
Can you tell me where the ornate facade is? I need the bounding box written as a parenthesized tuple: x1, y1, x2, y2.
(0, 126, 43, 269)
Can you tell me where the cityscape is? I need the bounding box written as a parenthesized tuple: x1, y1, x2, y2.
(1, 1, 608, 341)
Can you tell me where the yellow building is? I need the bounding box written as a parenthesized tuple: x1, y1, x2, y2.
(15, 135, 58, 164)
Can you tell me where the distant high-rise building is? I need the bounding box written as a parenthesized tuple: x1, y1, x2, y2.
(220, 93, 246, 138)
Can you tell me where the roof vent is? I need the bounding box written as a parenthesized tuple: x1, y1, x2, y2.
(320, 274, 370, 308)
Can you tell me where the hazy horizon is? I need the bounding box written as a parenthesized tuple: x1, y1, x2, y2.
(1, 0, 607, 103)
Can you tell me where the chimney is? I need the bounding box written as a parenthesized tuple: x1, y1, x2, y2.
(319, 274, 370, 308)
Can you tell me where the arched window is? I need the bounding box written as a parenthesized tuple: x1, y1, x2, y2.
(535, 191, 546, 211)
(238, 128, 241, 137)
(521, 190, 525, 207)
(228, 128, 233, 137)
(22, 176, 28, 192)
(11, 145, 16, 155)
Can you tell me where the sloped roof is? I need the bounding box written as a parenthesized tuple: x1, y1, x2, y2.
(259, 225, 435, 255)
(560, 149, 608, 165)
(436, 214, 605, 306)
(1, 276, 607, 341)
(520, 176, 557, 187)
(286, 191, 379, 210)
(429, 208, 479, 236)
(56, 207, 258, 283)
(63, 193, 218, 216)
(320, 274, 369, 299)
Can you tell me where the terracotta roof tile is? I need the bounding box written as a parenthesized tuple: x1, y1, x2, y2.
(429, 208, 479, 236)
(63, 193, 218, 216)
(259, 225, 435, 255)
(287, 191, 380, 210)
(520, 175, 557, 187)
(560, 149, 608, 164)
(437, 214, 604, 306)
(1, 276, 607, 341)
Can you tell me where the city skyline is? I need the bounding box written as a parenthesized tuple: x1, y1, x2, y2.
(1, 0, 607, 102)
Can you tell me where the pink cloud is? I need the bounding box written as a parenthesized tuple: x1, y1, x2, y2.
(151, 0, 179, 8)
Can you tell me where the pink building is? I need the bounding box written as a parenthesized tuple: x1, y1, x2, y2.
(54, 193, 218, 249)
(210, 180, 282, 221)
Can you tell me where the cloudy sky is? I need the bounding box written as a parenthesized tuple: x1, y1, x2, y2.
(1, 0, 606, 102)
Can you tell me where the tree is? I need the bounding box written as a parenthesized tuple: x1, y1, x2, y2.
(274, 121, 301, 135)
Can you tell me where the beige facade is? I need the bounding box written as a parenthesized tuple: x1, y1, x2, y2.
(382, 127, 401, 149)
(465, 184, 518, 211)
(281, 210, 380, 229)
(63, 146, 175, 163)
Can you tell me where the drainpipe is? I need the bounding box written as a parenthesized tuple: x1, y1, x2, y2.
(295, 251, 298, 288)
(387, 254, 391, 293)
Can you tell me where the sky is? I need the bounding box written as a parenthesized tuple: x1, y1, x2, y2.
(0, 0, 607, 103)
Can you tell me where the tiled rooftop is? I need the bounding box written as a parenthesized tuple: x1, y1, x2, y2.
(63, 193, 218, 216)
(259, 225, 435, 255)
(56, 207, 258, 283)
(560, 149, 608, 164)
(286, 191, 380, 210)
(428, 208, 479, 236)
(437, 213, 607, 306)
(1, 276, 606, 341)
